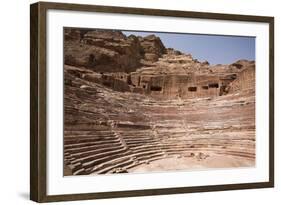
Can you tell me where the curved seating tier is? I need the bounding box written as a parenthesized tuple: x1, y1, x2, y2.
(64, 70, 255, 175)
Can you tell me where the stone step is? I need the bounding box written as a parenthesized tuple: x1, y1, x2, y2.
(96, 159, 134, 174)
(67, 145, 125, 159)
(64, 134, 116, 138)
(125, 140, 158, 146)
(82, 150, 132, 170)
(64, 136, 118, 145)
(82, 150, 166, 174)
(74, 147, 128, 165)
(64, 139, 121, 149)
(64, 142, 122, 154)
(89, 156, 133, 173)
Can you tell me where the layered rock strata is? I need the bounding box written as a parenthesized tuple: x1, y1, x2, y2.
(63, 29, 255, 175)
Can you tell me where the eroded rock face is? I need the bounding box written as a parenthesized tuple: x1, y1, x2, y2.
(64, 29, 168, 73)
(64, 28, 255, 100)
(138, 34, 166, 62)
(227, 64, 255, 93)
(64, 29, 141, 73)
(63, 29, 255, 175)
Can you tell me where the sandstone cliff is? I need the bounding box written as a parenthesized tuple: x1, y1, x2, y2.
(64, 28, 255, 100)
(64, 28, 166, 73)
(63, 28, 255, 175)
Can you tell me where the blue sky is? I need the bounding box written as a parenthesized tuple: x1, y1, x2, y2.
(123, 31, 255, 65)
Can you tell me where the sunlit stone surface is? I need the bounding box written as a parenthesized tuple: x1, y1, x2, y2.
(63, 29, 255, 175)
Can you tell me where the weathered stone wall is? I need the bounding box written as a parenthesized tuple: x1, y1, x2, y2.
(228, 66, 255, 93)
(129, 73, 232, 99)
(100, 74, 131, 92)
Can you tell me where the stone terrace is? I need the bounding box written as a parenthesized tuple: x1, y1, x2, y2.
(64, 65, 255, 175)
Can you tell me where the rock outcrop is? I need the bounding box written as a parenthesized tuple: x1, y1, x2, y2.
(64, 28, 167, 73)
(63, 28, 255, 175)
(64, 28, 255, 100)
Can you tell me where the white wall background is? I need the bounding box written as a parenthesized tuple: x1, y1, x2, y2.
(0, 0, 279, 204)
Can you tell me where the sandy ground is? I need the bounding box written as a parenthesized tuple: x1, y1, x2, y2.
(128, 154, 254, 173)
